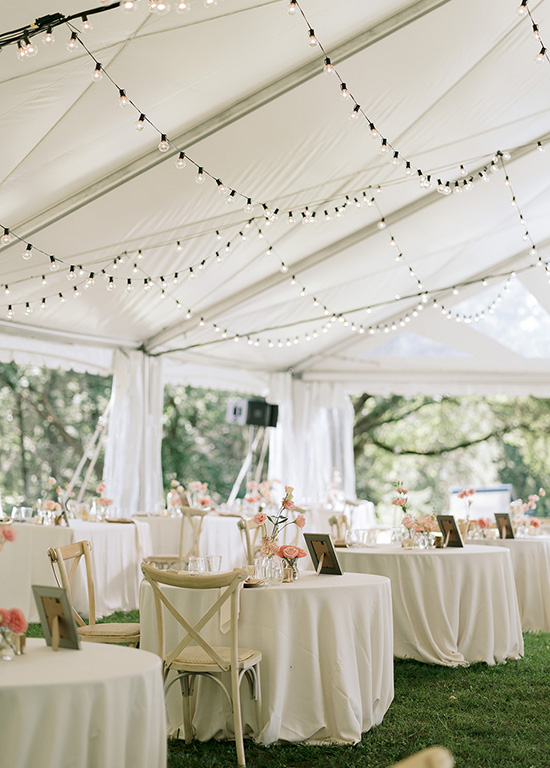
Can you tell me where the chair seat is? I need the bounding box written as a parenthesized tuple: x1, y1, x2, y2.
(171, 645, 262, 671)
(78, 622, 141, 643)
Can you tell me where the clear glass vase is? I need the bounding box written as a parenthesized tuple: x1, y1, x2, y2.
(0, 628, 16, 661)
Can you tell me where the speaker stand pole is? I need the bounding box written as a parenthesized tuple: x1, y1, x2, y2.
(227, 427, 264, 507)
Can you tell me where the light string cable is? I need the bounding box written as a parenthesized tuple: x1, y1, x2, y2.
(517, 0, 550, 66)
(288, 0, 521, 192)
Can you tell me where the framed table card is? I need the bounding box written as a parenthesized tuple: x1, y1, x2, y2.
(494, 512, 515, 540)
(436, 515, 464, 548)
(32, 585, 81, 651)
(303, 533, 343, 575)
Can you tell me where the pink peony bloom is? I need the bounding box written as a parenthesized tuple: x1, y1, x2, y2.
(530, 518, 541, 528)
(401, 515, 414, 529)
(477, 518, 488, 529)
(48, 477, 57, 487)
(1, 526, 16, 542)
(246, 481, 259, 491)
(253, 511, 267, 526)
(98, 498, 113, 507)
(392, 497, 407, 507)
(188, 481, 204, 492)
(295, 514, 306, 529)
(171, 479, 179, 487)
(7, 608, 28, 634)
(277, 544, 307, 560)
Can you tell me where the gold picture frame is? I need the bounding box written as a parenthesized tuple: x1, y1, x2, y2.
(32, 585, 81, 652)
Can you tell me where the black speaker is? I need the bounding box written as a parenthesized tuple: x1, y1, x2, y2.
(225, 399, 279, 428)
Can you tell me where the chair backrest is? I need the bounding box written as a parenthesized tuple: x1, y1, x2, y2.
(234, 516, 263, 565)
(141, 562, 249, 671)
(176, 507, 209, 566)
(47, 540, 96, 628)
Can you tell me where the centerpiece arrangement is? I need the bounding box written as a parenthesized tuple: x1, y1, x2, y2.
(166, 478, 213, 513)
(510, 488, 545, 536)
(252, 486, 306, 579)
(0, 525, 28, 660)
(392, 485, 439, 549)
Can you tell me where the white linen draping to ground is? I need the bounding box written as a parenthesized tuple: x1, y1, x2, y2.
(337, 544, 523, 667)
(0, 519, 152, 621)
(474, 536, 550, 632)
(0, 638, 166, 768)
(136, 514, 247, 571)
(140, 571, 393, 745)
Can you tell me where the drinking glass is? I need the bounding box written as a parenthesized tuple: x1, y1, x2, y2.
(188, 556, 206, 574)
(264, 558, 283, 585)
(254, 557, 265, 579)
(206, 555, 222, 573)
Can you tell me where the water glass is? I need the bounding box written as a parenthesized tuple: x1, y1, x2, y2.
(254, 557, 265, 579)
(264, 558, 283, 585)
(188, 556, 206, 574)
(206, 555, 222, 573)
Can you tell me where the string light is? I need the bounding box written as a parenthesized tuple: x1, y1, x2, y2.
(92, 63, 103, 81)
(66, 31, 78, 52)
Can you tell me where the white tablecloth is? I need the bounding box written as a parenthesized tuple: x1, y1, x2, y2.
(135, 514, 247, 570)
(0, 638, 166, 768)
(140, 571, 393, 745)
(0, 520, 152, 621)
(337, 544, 523, 667)
(474, 536, 550, 632)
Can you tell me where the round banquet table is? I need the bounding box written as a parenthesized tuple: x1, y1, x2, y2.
(0, 520, 152, 622)
(0, 638, 166, 768)
(473, 536, 550, 632)
(337, 544, 523, 667)
(140, 571, 394, 745)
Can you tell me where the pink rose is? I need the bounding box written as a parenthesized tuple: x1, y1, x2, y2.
(261, 539, 279, 558)
(1, 526, 16, 542)
(98, 498, 113, 507)
(96, 482, 106, 494)
(48, 477, 57, 487)
(539, 488, 546, 497)
(478, 518, 488, 529)
(457, 490, 467, 499)
(253, 512, 267, 525)
(282, 498, 295, 510)
(295, 514, 306, 529)
(171, 479, 179, 487)
(468, 488, 476, 496)
(401, 515, 414, 529)
(277, 545, 307, 560)
(7, 608, 28, 634)
(530, 518, 541, 528)
(392, 497, 407, 507)
(246, 481, 259, 491)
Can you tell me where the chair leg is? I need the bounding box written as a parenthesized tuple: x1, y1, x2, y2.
(252, 663, 263, 736)
(231, 665, 246, 767)
(179, 675, 194, 744)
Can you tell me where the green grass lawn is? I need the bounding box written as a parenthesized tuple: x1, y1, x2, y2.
(28, 616, 550, 768)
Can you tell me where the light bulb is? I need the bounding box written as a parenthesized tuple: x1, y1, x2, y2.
(323, 57, 333, 75)
(308, 29, 316, 46)
(158, 134, 169, 152)
(40, 299, 46, 310)
(43, 27, 55, 45)
(177, 0, 190, 11)
(216, 179, 228, 195)
(85, 274, 95, 287)
(1, 228, 11, 244)
(24, 37, 38, 57)
(536, 46, 547, 62)
(176, 151, 186, 168)
(195, 167, 205, 183)
(340, 83, 349, 100)
(288, 0, 297, 14)
(204, 0, 217, 6)
(67, 32, 78, 52)
(377, 218, 386, 230)
(405, 161, 412, 175)
(391, 151, 400, 166)
(92, 63, 103, 81)
(23, 243, 33, 260)
(50, 256, 59, 271)
(156, 1, 171, 12)
(379, 138, 388, 154)
(516, 1, 527, 15)
(123, 0, 137, 10)
(245, 198, 253, 213)
(369, 122, 378, 138)
(7, 306, 13, 318)
(81, 15, 92, 32)
(537, 141, 544, 152)
(16, 41, 27, 60)
(349, 104, 360, 120)
(225, 190, 236, 204)
(149, 0, 158, 11)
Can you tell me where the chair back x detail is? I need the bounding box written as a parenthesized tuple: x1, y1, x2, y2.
(141, 563, 262, 767)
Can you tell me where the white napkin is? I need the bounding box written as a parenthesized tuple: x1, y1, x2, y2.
(132, 520, 153, 560)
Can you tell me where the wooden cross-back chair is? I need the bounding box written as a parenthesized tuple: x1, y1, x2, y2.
(141, 563, 262, 767)
(143, 507, 209, 571)
(47, 540, 140, 646)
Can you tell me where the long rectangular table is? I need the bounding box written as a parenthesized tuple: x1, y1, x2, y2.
(140, 571, 394, 744)
(337, 544, 523, 666)
(0, 520, 152, 621)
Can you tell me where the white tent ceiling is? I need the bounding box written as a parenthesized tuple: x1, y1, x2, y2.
(1, 0, 550, 395)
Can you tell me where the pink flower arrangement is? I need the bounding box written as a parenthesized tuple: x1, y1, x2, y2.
(530, 518, 541, 528)
(392, 486, 408, 514)
(402, 513, 438, 533)
(188, 481, 212, 507)
(96, 483, 114, 508)
(254, 486, 305, 558)
(0, 607, 28, 635)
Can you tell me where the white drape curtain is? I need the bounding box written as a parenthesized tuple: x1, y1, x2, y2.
(103, 349, 164, 516)
(267, 373, 356, 505)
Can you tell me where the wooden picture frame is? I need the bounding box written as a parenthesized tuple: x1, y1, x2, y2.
(436, 515, 465, 548)
(303, 533, 343, 575)
(494, 512, 515, 540)
(32, 585, 81, 652)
